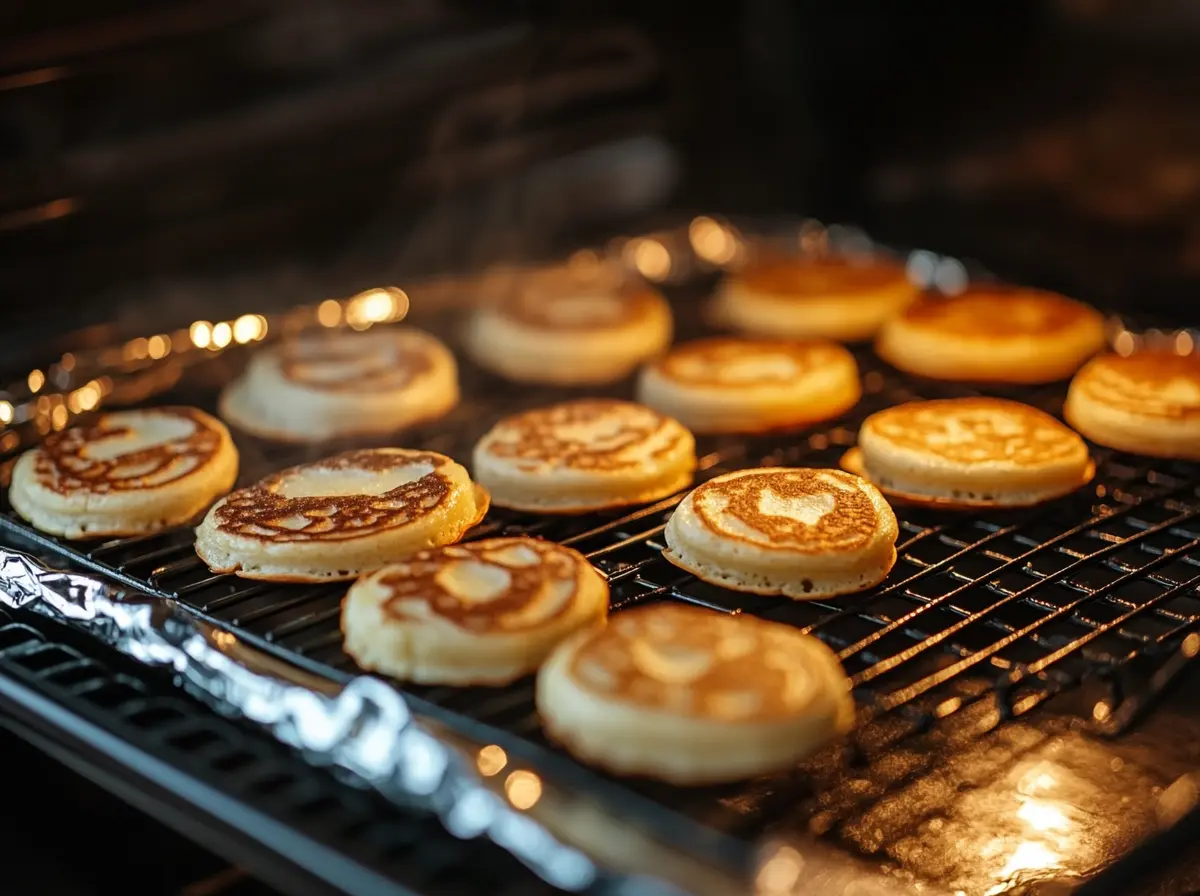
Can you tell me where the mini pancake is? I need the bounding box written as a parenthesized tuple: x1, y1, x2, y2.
(636, 337, 861, 434)
(663, 467, 898, 599)
(843, 397, 1094, 509)
(1065, 350, 1200, 459)
(874, 284, 1107, 383)
(194, 448, 488, 582)
(712, 252, 918, 342)
(536, 604, 854, 784)
(342, 537, 608, 685)
(9, 407, 238, 539)
(219, 328, 459, 442)
(464, 270, 673, 386)
(472, 400, 696, 514)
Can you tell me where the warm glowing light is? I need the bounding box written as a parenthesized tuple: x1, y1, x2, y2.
(317, 299, 342, 327)
(77, 383, 100, 411)
(689, 216, 738, 266)
(1176, 331, 1195, 355)
(233, 314, 265, 344)
(66, 392, 81, 413)
(755, 845, 804, 894)
(990, 840, 1061, 890)
(1017, 765, 1059, 796)
(1183, 633, 1200, 658)
(190, 321, 213, 348)
(0, 402, 12, 425)
(50, 405, 68, 430)
(346, 288, 407, 328)
(27, 370, 44, 393)
(147, 334, 170, 359)
(476, 745, 508, 777)
(124, 336, 149, 360)
(1113, 330, 1136, 357)
(934, 696, 962, 718)
(1017, 798, 1070, 833)
(0, 432, 18, 452)
(211, 321, 233, 349)
(627, 238, 671, 281)
(1092, 700, 1112, 723)
(60, 353, 75, 372)
(504, 770, 542, 810)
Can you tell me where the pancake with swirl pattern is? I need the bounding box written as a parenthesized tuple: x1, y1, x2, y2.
(9, 407, 238, 538)
(664, 467, 897, 599)
(537, 604, 854, 783)
(194, 448, 488, 581)
(464, 265, 673, 386)
(875, 284, 1106, 383)
(219, 328, 459, 442)
(843, 397, 1094, 508)
(636, 337, 861, 433)
(342, 537, 608, 685)
(472, 400, 696, 513)
(1065, 351, 1200, 459)
(712, 251, 919, 343)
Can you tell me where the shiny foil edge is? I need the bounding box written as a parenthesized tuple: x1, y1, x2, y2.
(0, 547, 609, 893)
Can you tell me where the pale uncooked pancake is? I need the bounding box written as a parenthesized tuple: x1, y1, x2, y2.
(712, 252, 918, 342)
(472, 400, 696, 513)
(874, 285, 1107, 383)
(844, 397, 1094, 508)
(219, 328, 459, 442)
(1065, 351, 1200, 459)
(663, 467, 898, 599)
(194, 448, 488, 582)
(464, 269, 673, 385)
(342, 537, 609, 685)
(636, 337, 861, 434)
(537, 604, 854, 784)
(9, 407, 238, 539)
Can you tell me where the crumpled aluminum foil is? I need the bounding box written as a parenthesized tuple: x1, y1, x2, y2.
(0, 546, 693, 895)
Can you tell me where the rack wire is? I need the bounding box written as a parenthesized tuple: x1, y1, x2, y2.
(3, 318, 1200, 859)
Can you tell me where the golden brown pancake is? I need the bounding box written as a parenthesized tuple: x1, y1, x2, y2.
(194, 448, 488, 581)
(9, 407, 238, 538)
(1065, 350, 1200, 459)
(536, 604, 854, 783)
(712, 252, 918, 342)
(845, 397, 1094, 508)
(472, 399, 696, 513)
(342, 536, 609, 685)
(637, 337, 861, 434)
(663, 467, 898, 599)
(875, 284, 1107, 383)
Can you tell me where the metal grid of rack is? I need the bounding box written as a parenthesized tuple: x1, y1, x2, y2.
(4, 321, 1200, 858)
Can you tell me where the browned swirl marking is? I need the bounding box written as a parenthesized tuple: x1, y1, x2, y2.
(736, 252, 911, 298)
(1074, 352, 1200, 420)
(900, 285, 1100, 337)
(214, 449, 452, 542)
(379, 538, 582, 633)
(692, 468, 877, 552)
(277, 330, 436, 393)
(866, 398, 1085, 466)
(654, 338, 850, 387)
(569, 604, 834, 720)
(496, 283, 665, 332)
(482, 400, 685, 472)
(33, 407, 224, 495)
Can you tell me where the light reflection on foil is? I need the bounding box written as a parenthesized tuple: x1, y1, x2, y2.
(0, 547, 600, 892)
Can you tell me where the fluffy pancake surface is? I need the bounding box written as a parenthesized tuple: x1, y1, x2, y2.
(536, 604, 854, 784)
(9, 407, 238, 539)
(637, 338, 860, 434)
(472, 400, 695, 513)
(845, 397, 1093, 508)
(875, 285, 1106, 383)
(342, 537, 608, 685)
(195, 448, 487, 581)
(219, 327, 459, 442)
(713, 252, 918, 342)
(464, 268, 673, 385)
(1065, 351, 1200, 459)
(663, 467, 898, 599)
